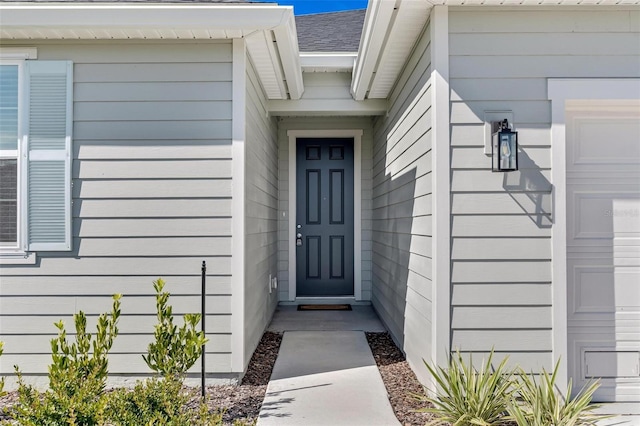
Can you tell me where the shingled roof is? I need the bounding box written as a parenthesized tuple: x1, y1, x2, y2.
(295, 9, 366, 52)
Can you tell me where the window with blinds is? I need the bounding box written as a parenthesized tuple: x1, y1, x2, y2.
(0, 64, 19, 247)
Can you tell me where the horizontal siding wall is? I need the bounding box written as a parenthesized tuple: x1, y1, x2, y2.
(449, 8, 640, 371)
(0, 41, 235, 385)
(244, 55, 279, 366)
(277, 114, 374, 301)
(371, 19, 434, 384)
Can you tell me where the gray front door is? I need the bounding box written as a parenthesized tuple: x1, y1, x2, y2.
(296, 138, 354, 297)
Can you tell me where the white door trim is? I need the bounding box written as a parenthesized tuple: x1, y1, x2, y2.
(548, 78, 640, 392)
(287, 129, 363, 301)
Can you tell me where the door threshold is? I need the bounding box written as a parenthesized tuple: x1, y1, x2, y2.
(280, 297, 371, 306)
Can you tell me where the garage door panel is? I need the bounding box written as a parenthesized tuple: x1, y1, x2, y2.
(570, 265, 615, 315)
(568, 192, 640, 241)
(570, 116, 640, 166)
(566, 101, 640, 402)
(569, 264, 640, 316)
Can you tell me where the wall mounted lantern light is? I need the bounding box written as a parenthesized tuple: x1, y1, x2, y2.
(492, 119, 518, 172)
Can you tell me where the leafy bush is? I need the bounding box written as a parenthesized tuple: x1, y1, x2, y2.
(142, 278, 208, 377)
(11, 294, 121, 426)
(106, 376, 223, 426)
(508, 361, 606, 426)
(417, 350, 515, 426)
(106, 278, 221, 425)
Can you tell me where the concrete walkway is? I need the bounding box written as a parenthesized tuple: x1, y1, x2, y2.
(257, 306, 400, 426)
(595, 404, 640, 426)
(257, 306, 640, 426)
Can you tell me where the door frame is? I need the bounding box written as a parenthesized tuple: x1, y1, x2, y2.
(287, 129, 363, 301)
(548, 78, 640, 395)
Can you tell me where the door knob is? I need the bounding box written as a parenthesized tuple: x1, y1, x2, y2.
(297, 233, 302, 238)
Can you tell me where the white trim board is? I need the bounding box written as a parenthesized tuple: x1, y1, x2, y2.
(430, 5, 451, 371)
(548, 78, 640, 393)
(287, 129, 363, 302)
(231, 38, 246, 373)
(0, 47, 37, 60)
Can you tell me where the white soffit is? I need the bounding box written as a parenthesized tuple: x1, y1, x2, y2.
(368, 0, 430, 99)
(246, 31, 288, 100)
(273, 13, 304, 99)
(351, 0, 397, 101)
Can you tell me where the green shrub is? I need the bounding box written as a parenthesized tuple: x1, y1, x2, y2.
(106, 376, 223, 426)
(417, 350, 515, 426)
(106, 278, 220, 425)
(507, 361, 606, 426)
(11, 294, 121, 426)
(142, 278, 208, 377)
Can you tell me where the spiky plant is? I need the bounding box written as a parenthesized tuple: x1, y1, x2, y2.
(507, 360, 607, 426)
(417, 350, 515, 426)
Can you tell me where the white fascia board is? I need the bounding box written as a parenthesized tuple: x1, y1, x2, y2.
(0, 4, 291, 35)
(273, 13, 304, 100)
(300, 53, 357, 72)
(351, 0, 398, 101)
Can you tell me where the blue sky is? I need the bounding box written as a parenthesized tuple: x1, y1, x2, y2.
(269, 0, 369, 15)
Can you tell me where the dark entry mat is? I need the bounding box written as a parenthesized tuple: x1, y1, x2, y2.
(297, 304, 352, 311)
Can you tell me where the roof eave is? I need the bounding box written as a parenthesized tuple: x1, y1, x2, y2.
(350, 0, 398, 101)
(0, 4, 291, 34)
(353, 0, 640, 101)
(273, 12, 304, 100)
(0, 3, 304, 100)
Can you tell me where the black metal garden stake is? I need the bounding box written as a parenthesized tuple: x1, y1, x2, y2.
(201, 260, 206, 398)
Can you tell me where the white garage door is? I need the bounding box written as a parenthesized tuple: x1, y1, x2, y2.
(566, 100, 640, 402)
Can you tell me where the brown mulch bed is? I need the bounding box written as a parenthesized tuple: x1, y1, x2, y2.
(366, 332, 435, 426)
(202, 330, 283, 425)
(1, 330, 433, 425)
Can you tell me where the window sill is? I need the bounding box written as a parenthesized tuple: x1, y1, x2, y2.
(0, 252, 37, 265)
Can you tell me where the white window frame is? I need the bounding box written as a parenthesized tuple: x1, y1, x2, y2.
(0, 48, 36, 264)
